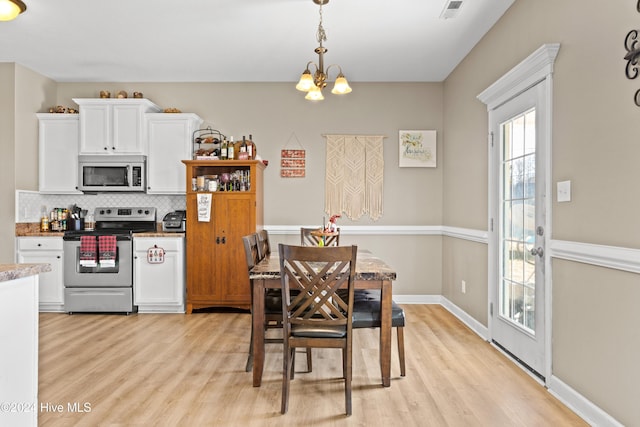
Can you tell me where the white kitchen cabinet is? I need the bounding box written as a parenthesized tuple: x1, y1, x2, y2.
(133, 236, 185, 313)
(145, 113, 202, 194)
(74, 98, 161, 154)
(37, 113, 82, 194)
(16, 237, 65, 312)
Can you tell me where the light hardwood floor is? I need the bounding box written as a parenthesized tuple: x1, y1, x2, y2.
(38, 305, 587, 426)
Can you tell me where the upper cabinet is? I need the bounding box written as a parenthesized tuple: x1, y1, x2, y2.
(73, 98, 161, 154)
(36, 113, 82, 194)
(145, 113, 202, 194)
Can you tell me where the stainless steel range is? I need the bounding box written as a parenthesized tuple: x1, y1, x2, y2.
(63, 207, 157, 314)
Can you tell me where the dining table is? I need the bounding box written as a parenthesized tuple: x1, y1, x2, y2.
(249, 248, 397, 387)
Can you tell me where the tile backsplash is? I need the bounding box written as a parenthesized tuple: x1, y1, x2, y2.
(16, 190, 186, 223)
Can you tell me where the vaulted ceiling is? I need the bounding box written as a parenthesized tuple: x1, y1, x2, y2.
(0, 0, 514, 83)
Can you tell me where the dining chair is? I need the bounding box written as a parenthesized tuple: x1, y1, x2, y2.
(243, 234, 311, 373)
(300, 227, 340, 246)
(279, 243, 358, 415)
(256, 229, 271, 259)
(350, 290, 406, 377)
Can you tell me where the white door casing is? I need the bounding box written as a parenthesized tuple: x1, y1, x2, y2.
(478, 43, 559, 383)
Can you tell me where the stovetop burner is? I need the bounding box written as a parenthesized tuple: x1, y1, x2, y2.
(63, 207, 157, 240)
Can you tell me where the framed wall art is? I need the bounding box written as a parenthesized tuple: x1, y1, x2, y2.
(399, 130, 436, 168)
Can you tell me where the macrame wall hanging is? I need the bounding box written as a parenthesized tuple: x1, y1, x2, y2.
(281, 132, 306, 178)
(324, 134, 385, 221)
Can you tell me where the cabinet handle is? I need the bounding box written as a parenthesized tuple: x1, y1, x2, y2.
(37, 243, 42, 247)
(56, 255, 61, 259)
(221, 237, 226, 244)
(104, 147, 108, 151)
(216, 237, 220, 244)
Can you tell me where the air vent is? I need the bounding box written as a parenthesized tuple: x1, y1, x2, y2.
(440, 0, 463, 19)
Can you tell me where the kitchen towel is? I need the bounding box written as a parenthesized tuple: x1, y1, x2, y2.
(79, 235, 97, 267)
(98, 235, 117, 267)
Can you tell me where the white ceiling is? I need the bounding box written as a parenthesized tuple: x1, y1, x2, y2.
(0, 0, 514, 83)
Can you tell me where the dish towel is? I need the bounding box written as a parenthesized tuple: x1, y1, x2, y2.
(98, 235, 117, 268)
(79, 235, 97, 267)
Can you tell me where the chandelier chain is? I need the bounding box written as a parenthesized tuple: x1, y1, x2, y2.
(316, 2, 327, 45)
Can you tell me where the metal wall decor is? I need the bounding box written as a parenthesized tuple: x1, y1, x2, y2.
(624, 1, 640, 105)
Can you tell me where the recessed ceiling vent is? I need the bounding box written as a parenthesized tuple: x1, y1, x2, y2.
(440, 0, 463, 19)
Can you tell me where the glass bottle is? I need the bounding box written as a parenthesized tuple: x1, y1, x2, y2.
(247, 134, 256, 160)
(227, 136, 235, 160)
(220, 138, 228, 160)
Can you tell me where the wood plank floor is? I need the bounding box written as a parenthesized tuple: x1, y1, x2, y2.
(38, 305, 587, 426)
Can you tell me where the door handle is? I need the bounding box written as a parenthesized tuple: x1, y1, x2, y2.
(530, 247, 544, 257)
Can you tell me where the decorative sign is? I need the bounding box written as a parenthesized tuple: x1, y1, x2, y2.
(281, 132, 306, 178)
(147, 246, 165, 264)
(197, 193, 212, 222)
(399, 130, 436, 168)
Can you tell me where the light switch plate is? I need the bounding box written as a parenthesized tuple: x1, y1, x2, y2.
(557, 180, 571, 202)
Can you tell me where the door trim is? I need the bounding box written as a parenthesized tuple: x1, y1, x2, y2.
(478, 43, 560, 384)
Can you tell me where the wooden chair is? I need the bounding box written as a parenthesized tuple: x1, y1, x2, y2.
(350, 290, 406, 377)
(243, 234, 311, 373)
(300, 227, 340, 246)
(256, 229, 271, 259)
(279, 244, 358, 415)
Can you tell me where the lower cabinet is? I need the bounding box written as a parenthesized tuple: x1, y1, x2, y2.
(133, 236, 185, 313)
(16, 237, 65, 312)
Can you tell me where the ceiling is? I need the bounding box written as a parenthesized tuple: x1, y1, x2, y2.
(0, 0, 514, 83)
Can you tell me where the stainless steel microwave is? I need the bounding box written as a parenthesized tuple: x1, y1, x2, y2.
(78, 155, 146, 192)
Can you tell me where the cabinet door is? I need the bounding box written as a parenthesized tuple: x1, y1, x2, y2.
(79, 104, 111, 153)
(219, 194, 255, 303)
(185, 194, 220, 303)
(146, 114, 201, 194)
(17, 251, 64, 311)
(37, 114, 81, 194)
(133, 238, 184, 311)
(112, 104, 144, 153)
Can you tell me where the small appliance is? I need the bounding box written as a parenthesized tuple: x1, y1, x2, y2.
(162, 210, 186, 232)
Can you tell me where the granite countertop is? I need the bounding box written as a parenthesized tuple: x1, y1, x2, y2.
(15, 223, 184, 238)
(0, 263, 52, 283)
(250, 250, 397, 281)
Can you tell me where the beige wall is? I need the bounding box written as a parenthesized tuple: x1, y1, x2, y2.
(442, 0, 639, 424)
(56, 82, 444, 227)
(0, 64, 57, 263)
(0, 64, 16, 263)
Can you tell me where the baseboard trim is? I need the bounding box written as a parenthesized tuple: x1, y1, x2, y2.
(547, 376, 624, 427)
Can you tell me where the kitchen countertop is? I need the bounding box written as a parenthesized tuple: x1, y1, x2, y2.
(16, 223, 184, 238)
(0, 263, 52, 283)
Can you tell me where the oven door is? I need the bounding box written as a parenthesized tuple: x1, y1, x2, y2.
(63, 238, 132, 288)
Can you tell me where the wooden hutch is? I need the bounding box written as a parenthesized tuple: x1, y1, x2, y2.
(182, 160, 265, 313)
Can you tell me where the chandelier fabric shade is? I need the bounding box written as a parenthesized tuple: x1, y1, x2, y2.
(0, 0, 26, 21)
(296, 0, 352, 101)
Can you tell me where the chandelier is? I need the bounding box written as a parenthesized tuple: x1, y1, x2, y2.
(295, 0, 352, 101)
(0, 0, 26, 21)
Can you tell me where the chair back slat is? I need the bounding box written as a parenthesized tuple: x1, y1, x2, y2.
(256, 229, 271, 259)
(242, 233, 260, 270)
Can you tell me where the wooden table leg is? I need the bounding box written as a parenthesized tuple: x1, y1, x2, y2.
(379, 280, 392, 387)
(252, 278, 266, 387)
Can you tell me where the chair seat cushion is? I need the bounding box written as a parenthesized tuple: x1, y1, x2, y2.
(292, 324, 346, 338)
(350, 290, 405, 328)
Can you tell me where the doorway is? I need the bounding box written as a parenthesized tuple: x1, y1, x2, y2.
(478, 44, 559, 382)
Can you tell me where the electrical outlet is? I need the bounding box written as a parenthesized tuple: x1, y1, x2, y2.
(461, 280, 466, 294)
